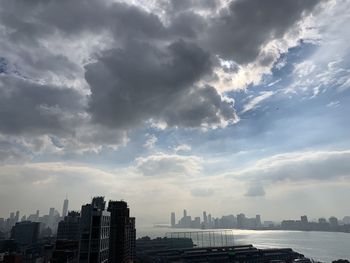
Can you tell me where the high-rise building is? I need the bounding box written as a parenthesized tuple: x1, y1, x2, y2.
(343, 216, 350, 225)
(183, 209, 187, 218)
(15, 211, 20, 223)
(78, 197, 110, 263)
(107, 200, 136, 263)
(48, 207, 56, 229)
(62, 198, 69, 218)
(256, 215, 261, 227)
(171, 212, 176, 227)
(318, 218, 327, 224)
(203, 211, 207, 225)
(11, 221, 40, 247)
(237, 214, 246, 229)
(208, 214, 212, 228)
(57, 211, 80, 241)
(193, 217, 201, 228)
(301, 215, 308, 224)
(329, 216, 339, 228)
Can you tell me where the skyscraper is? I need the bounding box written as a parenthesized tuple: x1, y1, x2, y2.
(171, 212, 176, 227)
(57, 211, 80, 241)
(49, 207, 56, 229)
(15, 211, 20, 223)
(237, 214, 246, 229)
(256, 215, 262, 227)
(78, 197, 110, 263)
(183, 209, 187, 217)
(62, 198, 69, 218)
(203, 211, 207, 225)
(107, 200, 136, 263)
(11, 221, 40, 247)
(301, 215, 308, 224)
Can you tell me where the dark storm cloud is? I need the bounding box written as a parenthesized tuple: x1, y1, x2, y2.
(86, 40, 236, 128)
(0, 75, 83, 135)
(167, 0, 218, 13)
(167, 11, 207, 39)
(205, 0, 320, 63)
(0, 0, 166, 41)
(0, 0, 323, 154)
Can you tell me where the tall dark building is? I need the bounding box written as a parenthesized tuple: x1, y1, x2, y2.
(107, 201, 136, 263)
(11, 221, 40, 247)
(62, 198, 69, 218)
(57, 211, 80, 241)
(78, 197, 110, 263)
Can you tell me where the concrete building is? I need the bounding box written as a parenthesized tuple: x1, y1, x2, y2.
(237, 214, 246, 229)
(329, 217, 339, 228)
(78, 197, 110, 263)
(57, 211, 80, 241)
(62, 198, 69, 218)
(203, 211, 207, 226)
(107, 200, 136, 263)
(10, 221, 40, 247)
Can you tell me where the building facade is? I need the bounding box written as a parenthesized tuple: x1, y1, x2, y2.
(107, 201, 136, 263)
(78, 197, 110, 263)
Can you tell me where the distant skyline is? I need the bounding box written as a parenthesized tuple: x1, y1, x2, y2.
(0, 0, 350, 225)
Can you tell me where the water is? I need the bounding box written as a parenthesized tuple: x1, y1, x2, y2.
(137, 226, 350, 262)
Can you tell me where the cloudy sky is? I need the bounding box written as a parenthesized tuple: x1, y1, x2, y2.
(1, 0, 350, 225)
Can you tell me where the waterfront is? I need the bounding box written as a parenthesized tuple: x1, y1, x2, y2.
(137, 227, 350, 262)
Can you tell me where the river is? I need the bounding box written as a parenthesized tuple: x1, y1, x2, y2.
(137, 226, 350, 262)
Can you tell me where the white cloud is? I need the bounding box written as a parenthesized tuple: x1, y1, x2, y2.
(285, 1, 350, 96)
(231, 150, 350, 184)
(326, 101, 340, 108)
(143, 133, 158, 149)
(135, 153, 202, 177)
(173, 144, 192, 153)
(242, 91, 274, 113)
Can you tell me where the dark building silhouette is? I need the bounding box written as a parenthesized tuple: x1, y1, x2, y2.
(10, 221, 40, 247)
(78, 197, 110, 263)
(57, 211, 80, 241)
(52, 240, 79, 263)
(136, 243, 305, 263)
(107, 200, 136, 263)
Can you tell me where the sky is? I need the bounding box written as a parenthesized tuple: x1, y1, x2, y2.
(0, 0, 350, 225)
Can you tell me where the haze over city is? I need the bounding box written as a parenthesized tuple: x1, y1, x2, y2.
(1, 0, 350, 227)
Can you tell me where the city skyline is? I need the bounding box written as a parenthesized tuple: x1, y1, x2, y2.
(2, 198, 350, 228)
(1, 0, 350, 225)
